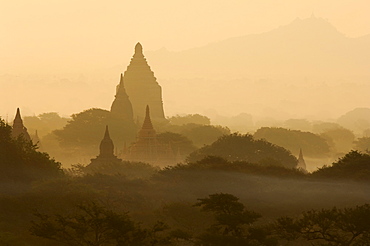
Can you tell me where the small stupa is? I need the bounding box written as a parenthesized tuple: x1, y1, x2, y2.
(86, 126, 122, 171)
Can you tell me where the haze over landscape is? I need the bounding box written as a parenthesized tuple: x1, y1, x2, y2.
(1, 0, 370, 120)
(1, 1, 370, 245)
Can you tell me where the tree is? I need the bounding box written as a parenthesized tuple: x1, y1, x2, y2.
(194, 193, 276, 246)
(354, 137, 370, 152)
(53, 108, 136, 159)
(275, 204, 370, 245)
(168, 114, 211, 125)
(157, 132, 197, 157)
(320, 128, 355, 154)
(30, 202, 173, 246)
(254, 127, 331, 158)
(312, 150, 370, 181)
(0, 118, 62, 183)
(187, 133, 298, 169)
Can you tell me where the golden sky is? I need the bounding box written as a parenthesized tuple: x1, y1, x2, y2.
(0, 1, 369, 119)
(1, 0, 369, 74)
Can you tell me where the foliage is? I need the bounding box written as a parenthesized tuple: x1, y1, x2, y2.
(157, 132, 198, 157)
(275, 204, 370, 245)
(0, 118, 62, 183)
(53, 108, 136, 158)
(181, 124, 230, 147)
(160, 156, 306, 179)
(254, 127, 331, 158)
(320, 127, 355, 154)
(311, 150, 370, 181)
(82, 161, 159, 179)
(187, 133, 298, 169)
(354, 137, 370, 152)
(194, 193, 277, 246)
(30, 202, 174, 246)
(168, 114, 211, 126)
(24, 112, 69, 138)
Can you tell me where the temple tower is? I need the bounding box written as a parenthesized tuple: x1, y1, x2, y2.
(11, 108, 31, 141)
(124, 105, 174, 166)
(297, 148, 307, 172)
(115, 43, 165, 121)
(128, 106, 159, 163)
(110, 73, 134, 120)
(86, 126, 122, 171)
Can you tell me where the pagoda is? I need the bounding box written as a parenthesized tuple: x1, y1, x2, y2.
(86, 126, 122, 172)
(112, 43, 165, 121)
(125, 106, 174, 166)
(296, 148, 307, 172)
(11, 108, 31, 141)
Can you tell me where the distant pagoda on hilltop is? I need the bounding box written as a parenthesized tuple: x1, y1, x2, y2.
(111, 43, 166, 122)
(11, 108, 31, 142)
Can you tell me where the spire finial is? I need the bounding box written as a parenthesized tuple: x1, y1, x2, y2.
(142, 105, 154, 129)
(134, 42, 144, 58)
(104, 125, 110, 139)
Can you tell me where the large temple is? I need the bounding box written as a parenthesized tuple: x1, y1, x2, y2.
(111, 43, 166, 122)
(11, 108, 31, 142)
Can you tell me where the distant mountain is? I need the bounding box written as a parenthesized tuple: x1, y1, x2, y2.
(147, 16, 370, 79)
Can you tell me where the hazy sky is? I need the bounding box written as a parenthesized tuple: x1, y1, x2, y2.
(1, 0, 369, 74)
(1, 1, 369, 119)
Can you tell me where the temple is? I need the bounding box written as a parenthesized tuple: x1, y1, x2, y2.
(297, 148, 307, 172)
(11, 108, 31, 141)
(123, 106, 175, 166)
(86, 126, 122, 171)
(112, 43, 166, 121)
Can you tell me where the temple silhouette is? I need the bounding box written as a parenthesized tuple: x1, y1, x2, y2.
(86, 125, 122, 171)
(122, 105, 176, 166)
(11, 108, 31, 142)
(111, 43, 165, 122)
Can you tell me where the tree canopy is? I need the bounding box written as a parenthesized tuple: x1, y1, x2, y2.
(187, 133, 298, 169)
(254, 127, 331, 158)
(312, 150, 370, 181)
(0, 118, 62, 183)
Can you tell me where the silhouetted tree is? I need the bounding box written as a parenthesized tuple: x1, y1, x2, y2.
(254, 127, 331, 158)
(0, 118, 62, 183)
(187, 133, 297, 168)
(275, 204, 370, 245)
(31, 202, 174, 246)
(194, 193, 277, 246)
(320, 128, 355, 154)
(157, 132, 197, 157)
(312, 150, 370, 181)
(168, 114, 211, 125)
(53, 108, 136, 158)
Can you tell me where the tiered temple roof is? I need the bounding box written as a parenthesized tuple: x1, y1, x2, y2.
(114, 43, 165, 121)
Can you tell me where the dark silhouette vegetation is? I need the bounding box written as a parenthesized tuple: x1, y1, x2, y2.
(187, 133, 298, 169)
(0, 118, 62, 184)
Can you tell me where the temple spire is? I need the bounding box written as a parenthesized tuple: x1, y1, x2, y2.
(134, 42, 143, 58)
(142, 105, 154, 129)
(297, 148, 307, 172)
(11, 108, 31, 141)
(99, 125, 114, 157)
